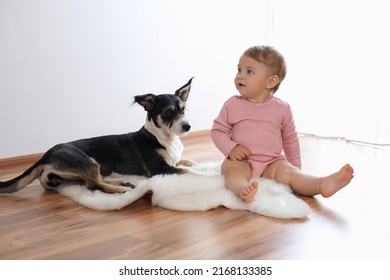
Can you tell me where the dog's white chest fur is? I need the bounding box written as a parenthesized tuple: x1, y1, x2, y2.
(160, 136, 183, 166)
(144, 120, 183, 166)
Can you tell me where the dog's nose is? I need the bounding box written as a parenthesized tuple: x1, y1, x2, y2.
(182, 123, 191, 132)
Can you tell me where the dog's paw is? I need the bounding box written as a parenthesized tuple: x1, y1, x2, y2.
(176, 159, 197, 167)
(120, 182, 136, 189)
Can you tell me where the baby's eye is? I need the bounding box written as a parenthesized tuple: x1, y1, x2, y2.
(247, 69, 254, 74)
(237, 68, 241, 73)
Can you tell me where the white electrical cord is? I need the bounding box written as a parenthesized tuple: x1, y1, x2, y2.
(298, 132, 390, 149)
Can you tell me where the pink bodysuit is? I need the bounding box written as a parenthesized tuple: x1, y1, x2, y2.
(211, 95, 301, 177)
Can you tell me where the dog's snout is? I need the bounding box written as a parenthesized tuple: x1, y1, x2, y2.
(182, 123, 191, 132)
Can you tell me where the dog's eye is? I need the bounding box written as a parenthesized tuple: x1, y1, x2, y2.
(178, 106, 186, 115)
(162, 109, 176, 119)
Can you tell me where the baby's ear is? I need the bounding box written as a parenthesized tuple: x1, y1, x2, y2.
(266, 75, 280, 90)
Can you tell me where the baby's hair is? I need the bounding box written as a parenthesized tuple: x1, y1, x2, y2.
(243, 45, 286, 93)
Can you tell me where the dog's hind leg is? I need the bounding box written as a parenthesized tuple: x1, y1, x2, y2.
(41, 144, 132, 193)
(82, 168, 132, 193)
(102, 178, 136, 189)
(40, 163, 132, 193)
(40, 168, 131, 193)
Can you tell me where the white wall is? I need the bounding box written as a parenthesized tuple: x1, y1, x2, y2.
(271, 0, 390, 144)
(0, 0, 269, 158)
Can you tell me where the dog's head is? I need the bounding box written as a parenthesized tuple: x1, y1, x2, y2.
(134, 78, 193, 137)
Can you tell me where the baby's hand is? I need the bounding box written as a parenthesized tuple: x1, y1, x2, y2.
(228, 145, 251, 161)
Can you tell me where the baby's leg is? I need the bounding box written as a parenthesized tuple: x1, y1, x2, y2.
(262, 160, 354, 197)
(221, 159, 258, 203)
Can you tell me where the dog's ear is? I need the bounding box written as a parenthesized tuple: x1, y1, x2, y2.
(175, 77, 194, 102)
(134, 94, 156, 111)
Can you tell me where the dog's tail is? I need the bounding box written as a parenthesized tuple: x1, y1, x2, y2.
(0, 161, 45, 194)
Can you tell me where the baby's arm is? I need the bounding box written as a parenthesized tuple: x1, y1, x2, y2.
(211, 104, 238, 157)
(281, 105, 301, 168)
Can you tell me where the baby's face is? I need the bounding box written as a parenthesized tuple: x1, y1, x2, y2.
(235, 55, 275, 103)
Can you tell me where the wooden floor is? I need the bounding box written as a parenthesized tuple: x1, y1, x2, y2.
(1, 131, 390, 260)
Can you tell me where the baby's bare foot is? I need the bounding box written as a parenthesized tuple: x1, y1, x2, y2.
(320, 164, 354, 197)
(240, 180, 258, 203)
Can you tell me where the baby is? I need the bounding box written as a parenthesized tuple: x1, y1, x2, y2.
(211, 45, 354, 203)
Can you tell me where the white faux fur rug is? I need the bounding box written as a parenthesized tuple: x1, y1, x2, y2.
(59, 161, 311, 219)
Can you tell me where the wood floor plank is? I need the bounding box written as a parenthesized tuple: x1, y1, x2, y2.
(1, 131, 390, 259)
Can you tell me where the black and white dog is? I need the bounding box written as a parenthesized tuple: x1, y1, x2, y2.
(0, 78, 196, 194)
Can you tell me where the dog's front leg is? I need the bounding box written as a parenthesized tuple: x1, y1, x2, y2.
(176, 158, 197, 167)
(175, 164, 218, 177)
(175, 160, 221, 177)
